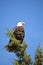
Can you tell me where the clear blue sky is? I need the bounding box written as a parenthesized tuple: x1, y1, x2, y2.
(0, 0, 43, 65)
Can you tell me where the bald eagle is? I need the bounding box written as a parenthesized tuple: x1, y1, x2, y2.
(5, 22, 25, 52)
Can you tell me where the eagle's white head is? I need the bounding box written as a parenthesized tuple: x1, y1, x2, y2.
(17, 22, 25, 26)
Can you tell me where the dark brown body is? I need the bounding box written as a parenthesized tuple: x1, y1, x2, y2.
(13, 26, 25, 42)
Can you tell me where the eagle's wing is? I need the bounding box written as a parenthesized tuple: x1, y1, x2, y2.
(13, 26, 25, 40)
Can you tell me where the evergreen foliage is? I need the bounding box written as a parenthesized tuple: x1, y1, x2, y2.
(33, 44, 43, 65)
(5, 29, 43, 65)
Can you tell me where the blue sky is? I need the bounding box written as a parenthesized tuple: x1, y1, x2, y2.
(0, 0, 43, 65)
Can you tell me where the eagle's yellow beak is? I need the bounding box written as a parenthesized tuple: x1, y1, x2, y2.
(21, 22, 25, 25)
